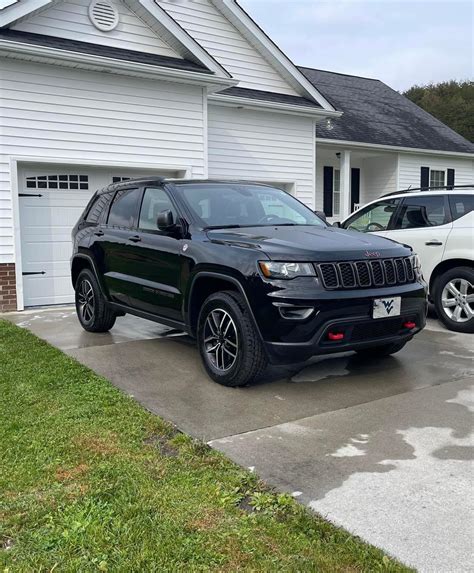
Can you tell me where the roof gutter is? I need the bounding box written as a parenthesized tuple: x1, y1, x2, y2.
(316, 138, 474, 158)
(209, 93, 343, 118)
(0, 39, 239, 91)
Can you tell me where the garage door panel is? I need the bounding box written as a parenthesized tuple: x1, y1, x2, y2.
(19, 167, 157, 307)
(20, 179, 95, 306)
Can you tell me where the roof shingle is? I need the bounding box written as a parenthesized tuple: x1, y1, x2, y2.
(299, 67, 474, 154)
(0, 29, 212, 74)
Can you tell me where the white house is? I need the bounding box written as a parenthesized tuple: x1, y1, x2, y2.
(0, 0, 472, 311)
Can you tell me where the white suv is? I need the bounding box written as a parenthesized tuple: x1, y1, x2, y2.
(339, 186, 473, 333)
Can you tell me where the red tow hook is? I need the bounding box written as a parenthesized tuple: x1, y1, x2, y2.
(403, 321, 416, 330)
(328, 332, 344, 341)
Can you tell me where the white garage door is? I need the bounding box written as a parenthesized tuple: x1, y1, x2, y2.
(19, 171, 95, 307)
(19, 166, 180, 307)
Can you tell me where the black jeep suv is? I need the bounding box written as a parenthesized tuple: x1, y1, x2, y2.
(71, 178, 427, 386)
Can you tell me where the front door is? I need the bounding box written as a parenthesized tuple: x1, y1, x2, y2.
(384, 195, 452, 282)
(129, 186, 183, 321)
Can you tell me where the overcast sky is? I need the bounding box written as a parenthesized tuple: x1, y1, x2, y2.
(239, 0, 473, 91)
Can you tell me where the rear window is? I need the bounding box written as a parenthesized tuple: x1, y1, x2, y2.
(448, 194, 474, 221)
(108, 188, 141, 228)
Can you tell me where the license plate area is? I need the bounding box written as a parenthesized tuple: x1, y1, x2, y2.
(373, 297, 401, 319)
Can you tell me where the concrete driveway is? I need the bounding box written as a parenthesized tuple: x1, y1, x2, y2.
(6, 307, 474, 572)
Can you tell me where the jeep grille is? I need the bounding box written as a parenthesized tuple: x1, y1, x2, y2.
(317, 257, 415, 290)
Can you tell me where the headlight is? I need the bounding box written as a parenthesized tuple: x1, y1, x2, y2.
(410, 254, 423, 280)
(258, 261, 316, 280)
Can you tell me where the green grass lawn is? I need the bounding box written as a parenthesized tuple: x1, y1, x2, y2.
(0, 319, 411, 572)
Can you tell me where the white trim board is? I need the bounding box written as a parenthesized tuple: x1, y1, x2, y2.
(209, 93, 342, 119)
(316, 138, 474, 159)
(0, 39, 238, 91)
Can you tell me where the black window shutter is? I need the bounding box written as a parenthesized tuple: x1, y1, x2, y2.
(447, 169, 455, 189)
(350, 168, 360, 212)
(420, 166, 430, 190)
(323, 166, 334, 217)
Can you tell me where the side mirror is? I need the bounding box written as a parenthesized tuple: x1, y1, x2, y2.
(315, 210, 327, 222)
(332, 221, 342, 228)
(157, 209, 175, 231)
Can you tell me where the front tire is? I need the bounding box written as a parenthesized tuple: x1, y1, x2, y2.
(197, 291, 268, 387)
(433, 266, 474, 333)
(355, 340, 408, 358)
(75, 268, 116, 332)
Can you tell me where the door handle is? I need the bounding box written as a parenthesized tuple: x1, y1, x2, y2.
(94, 230, 104, 237)
(425, 240, 443, 246)
(128, 235, 141, 243)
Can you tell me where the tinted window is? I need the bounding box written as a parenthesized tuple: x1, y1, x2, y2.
(396, 196, 448, 229)
(449, 194, 474, 221)
(108, 188, 140, 228)
(139, 187, 177, 230)
(174, 183, 325, 228)
(344, 199, 400, 232)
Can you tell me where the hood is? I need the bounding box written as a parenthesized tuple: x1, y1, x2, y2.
(206, 225, 412, 262)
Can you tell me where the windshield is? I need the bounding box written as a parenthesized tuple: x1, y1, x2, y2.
(174, 183, 326, 229)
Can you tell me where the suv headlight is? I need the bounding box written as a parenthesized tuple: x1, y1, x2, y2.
(258, 261, 316, 280)
(410, 254, 423, 280)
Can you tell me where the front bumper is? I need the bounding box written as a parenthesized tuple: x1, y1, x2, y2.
(250, 280, 428, 364)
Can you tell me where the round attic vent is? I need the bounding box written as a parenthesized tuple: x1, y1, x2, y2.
(88, 0, 119, 32)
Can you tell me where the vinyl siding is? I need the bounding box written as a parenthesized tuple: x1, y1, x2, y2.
(208, 104, 315, 206)
(158, 0, 299, 95)
(11, 0, 182, 58)
(361, 155, 398, 203)
(398, 153, 474, 189)
(0, 59, 206, 263)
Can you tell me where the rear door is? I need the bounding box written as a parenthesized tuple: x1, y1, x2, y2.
(128, 186, 183, 321)
(384, 194, 452, 284)
(100, 186, 142, 305)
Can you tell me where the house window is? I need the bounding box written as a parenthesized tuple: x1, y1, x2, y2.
(112, 177, 131, 183)
(26, 175, 89, 190)
(333, 169, 341, 216)
(429, 170, 445, 188)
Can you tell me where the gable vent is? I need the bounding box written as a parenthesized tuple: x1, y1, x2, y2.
(88, 0, 119, 32)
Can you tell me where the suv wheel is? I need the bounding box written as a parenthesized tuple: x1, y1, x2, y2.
(75, 268, 116, 332)
(197, 291, 267, 387)
(355, 340, 408, 358)
(433, 266, 474, 333)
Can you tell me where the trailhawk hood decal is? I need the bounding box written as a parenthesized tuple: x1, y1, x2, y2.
(206, 226, 411, 262)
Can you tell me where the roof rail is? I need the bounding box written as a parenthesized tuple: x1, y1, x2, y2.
(382, 183, 474, 197)
(100, 176, 167, 194)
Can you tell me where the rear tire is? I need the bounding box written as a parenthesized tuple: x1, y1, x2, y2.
(433, 266, 474, 333)
(75, 268, 116, 333)
(355, 340, 408, 358)
(197, 290, 268, 387)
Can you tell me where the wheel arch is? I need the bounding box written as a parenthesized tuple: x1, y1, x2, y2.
(430, 258, 474, 295)
(71, 253, 107, 297)
(186, 271, 262, 339)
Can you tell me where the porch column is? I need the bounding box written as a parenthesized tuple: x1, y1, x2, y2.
(340, 150, 351, 220)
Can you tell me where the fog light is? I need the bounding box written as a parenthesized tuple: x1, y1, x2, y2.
(328, 331, 344, 341)
(403, 321, 416, 329)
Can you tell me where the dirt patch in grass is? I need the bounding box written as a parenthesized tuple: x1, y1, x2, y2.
(143, 433, 179, 458)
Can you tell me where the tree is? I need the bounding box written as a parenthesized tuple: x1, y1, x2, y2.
(403, 80, 474, 142)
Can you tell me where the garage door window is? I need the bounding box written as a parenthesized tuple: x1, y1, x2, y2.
(26, 175, 89, 190)
(108, 188, 141, 228)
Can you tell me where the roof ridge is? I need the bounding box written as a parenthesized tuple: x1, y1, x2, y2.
(298, 65, 380, 82)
